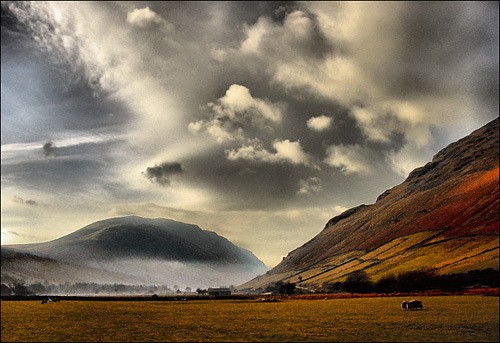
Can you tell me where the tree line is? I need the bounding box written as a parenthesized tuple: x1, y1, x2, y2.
(320, 268, 499, 294)
(1, 281, 239, 297)
(2, 268, 497, 296)
(1, 282, 177, 296)
(263, 268, 499, 295)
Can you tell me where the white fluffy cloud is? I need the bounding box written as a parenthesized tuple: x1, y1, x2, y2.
(126, 7, 174, 31)
(226, 139, 314, 167)
(307, 115, 333, 132)
(188, 119, 244, 144)
(241, 10, 317, 58)
(225, 139, 273, 162)
(350, 106, 393, 143)
(324, 144, 372, 175)
(237, 8, 403, 150)
(219, 84, 283, 123)
(387, 143, 434, 177)
(189, 84, 284, 143)
(238, 3, 498, 176)
(273, 139, 312, 165)
(350, 101, 431, 146)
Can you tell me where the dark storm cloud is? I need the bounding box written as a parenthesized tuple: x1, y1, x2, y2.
(178, 147, 303, 209)
(42, 141, 57, 157)
(181, 143, 398, 211)
(230, 0, 498, 177)
(1, 2, 29, 38)
(390, 1, 499, 99)
(142, 162, 185, 187)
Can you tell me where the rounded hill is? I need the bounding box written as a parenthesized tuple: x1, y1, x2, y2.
(6, 216, 266, 269)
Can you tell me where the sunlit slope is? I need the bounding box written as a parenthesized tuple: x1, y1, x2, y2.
(240, 117, 499, 290)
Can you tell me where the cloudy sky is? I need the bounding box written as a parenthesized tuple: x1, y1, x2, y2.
(1, 1, 498, 267)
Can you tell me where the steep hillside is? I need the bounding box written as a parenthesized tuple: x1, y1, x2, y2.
(240, 118, 499, 291)
(2, 216, 268, 288)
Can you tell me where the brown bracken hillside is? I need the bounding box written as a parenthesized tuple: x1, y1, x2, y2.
(240, 118, 499, 291)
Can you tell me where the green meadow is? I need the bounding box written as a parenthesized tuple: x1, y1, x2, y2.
(1, 296, 498, 342)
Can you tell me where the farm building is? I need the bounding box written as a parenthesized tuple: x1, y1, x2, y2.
(207, 287, 231, 298)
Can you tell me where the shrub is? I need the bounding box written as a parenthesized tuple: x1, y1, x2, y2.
(342, 271, 373, 293)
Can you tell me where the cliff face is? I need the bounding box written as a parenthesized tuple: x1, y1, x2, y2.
(240, 118, 499, 290)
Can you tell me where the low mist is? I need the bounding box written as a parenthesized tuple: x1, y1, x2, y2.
(89, 258, 267, 289)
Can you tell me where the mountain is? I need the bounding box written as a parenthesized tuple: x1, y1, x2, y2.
(1, 247, 142, 285)
(2, 216, 268, 288)
(239, 118, 499, 291)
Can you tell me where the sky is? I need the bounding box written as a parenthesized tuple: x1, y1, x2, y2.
(1, 1, 498, 267)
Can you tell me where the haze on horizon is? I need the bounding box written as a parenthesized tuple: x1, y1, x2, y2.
(1, 1, 498, 267)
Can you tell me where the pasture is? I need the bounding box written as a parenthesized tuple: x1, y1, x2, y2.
(1, 296, 498, 342)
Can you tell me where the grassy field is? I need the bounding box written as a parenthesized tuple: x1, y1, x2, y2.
(1, 296, 498, 342)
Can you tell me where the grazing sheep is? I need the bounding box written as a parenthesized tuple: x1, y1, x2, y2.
(407, 299, 423, 310)
(41, 297, 51, 304)
(401, 301, 408, 310)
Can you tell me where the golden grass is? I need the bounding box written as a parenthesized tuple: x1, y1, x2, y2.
(1, 296, 498, 342)
(279, 232, 499, 286)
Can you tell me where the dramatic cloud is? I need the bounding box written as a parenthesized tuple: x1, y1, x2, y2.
(350, 102, 431, 146)
(1, 1, 497, 266)
(219, 84, 283, 123)
(126, 7, 174, 32)
(142, 162, 185, 186)
(238, 2, 498, 175)
(226, 139, 315, 167)
(188, 118, 244, 144)
(324, 144, 372, 175)
(387, 144, 435, 177)
(272, 139, 313, 166)
(297, 177, 323, 195)
(307, 115, 332, 132)
(189, 84, 284, 143)
(240, 10, 332, 60)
